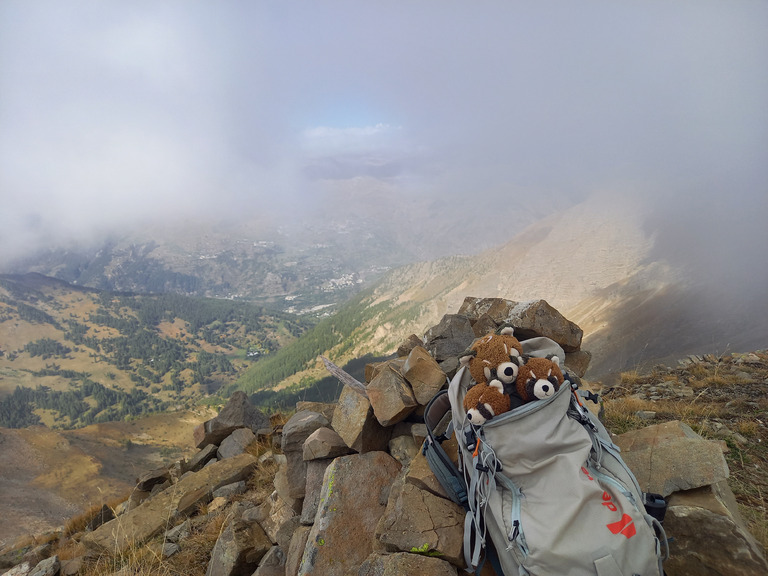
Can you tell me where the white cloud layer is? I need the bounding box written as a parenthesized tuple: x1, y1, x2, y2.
(0, 1, 766, 288)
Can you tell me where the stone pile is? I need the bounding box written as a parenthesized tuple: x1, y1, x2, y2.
(1, 297, 765, 576)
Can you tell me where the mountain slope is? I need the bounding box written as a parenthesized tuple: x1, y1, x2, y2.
(234, 192, 767, 393)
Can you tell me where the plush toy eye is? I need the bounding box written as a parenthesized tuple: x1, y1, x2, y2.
(548, 375, 559, 386)
(496, 361, 519, 384)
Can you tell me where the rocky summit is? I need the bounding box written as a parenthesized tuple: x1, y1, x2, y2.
(1, 297, 766, 576)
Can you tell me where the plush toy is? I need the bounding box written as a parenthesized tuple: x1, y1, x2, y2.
(459, 327, 524, 424)
(459, 326, 524, 388)
(463, 379, 511, 425)
(516, 355, 565, 402)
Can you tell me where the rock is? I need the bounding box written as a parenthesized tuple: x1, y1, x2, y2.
(397, 334, 425, 357)
(331, 384, 391, 453)
(207, 496, 229, 514)
(275, 516, 301, 552)
(285, 526, 312, 576)
(29, 556, 59, 576)
(458, 297, 585, 352)
(564, 350, 592, 377)
(281, 411, 329, 499)
(302, 427, 353, 461)
(388, 434, 418, 467)
(162, 543, 180, 558)
(375, 480, 465, 567)
(272, 455, 303, 514)
(423, 314, 476, 363)
(252, 546, 286, 576)
(411, 423, 428, 446)
(359, 552, 459, 576)
(403, 346, 447, 405)
(212, 481, 247, 500)
(615, 420, 730, 496)
(85, 503, 115, 531)
(193, 391, 270, 449)
(367, 364, 419, 426)
(60, 557, 83, 576)
(245, 490, 297, 544)
(206, 503, 272, 576)
(300, 459, 333, 525)
(469, 314, 499, 338)
(82, 453, 258, 553)
(295, 401, 337, 422)
(457, 297, 519, 323)
(663, 482, 768, 576)
(297, 451, 401, 576)
(217, 428, 256, 460)
(165, 519, 190, 543)
(1, 563, 31, 576)
(405, 451, 451, 500)
(136, 466, 171, 492)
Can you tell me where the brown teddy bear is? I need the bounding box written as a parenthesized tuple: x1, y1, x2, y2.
(516, 355, 564, 402)
(460, 327, 524, 424)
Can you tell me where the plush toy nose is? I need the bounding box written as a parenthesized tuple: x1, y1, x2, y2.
(542, 384, 550, 393)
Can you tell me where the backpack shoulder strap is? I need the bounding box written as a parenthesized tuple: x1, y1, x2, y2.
(423, 390, 469, 510)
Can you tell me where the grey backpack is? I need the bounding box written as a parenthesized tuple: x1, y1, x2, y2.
(424, 337, 668, 576)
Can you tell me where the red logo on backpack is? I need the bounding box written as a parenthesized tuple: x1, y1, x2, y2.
(606, 514, 637, 539)
(581, 467, 637, 539)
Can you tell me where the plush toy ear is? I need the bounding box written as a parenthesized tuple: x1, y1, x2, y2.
(503, 342, 521, 358)
(488, 379, 504, 393)
(547, 355, 561, 367)
(459, 350, 476, 366)
(498, 325, 515, 337)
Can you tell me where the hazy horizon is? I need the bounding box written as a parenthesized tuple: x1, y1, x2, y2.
(1, 2, 766, 295)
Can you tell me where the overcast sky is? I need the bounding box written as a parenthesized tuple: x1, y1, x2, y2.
(1, 1, 766, 281)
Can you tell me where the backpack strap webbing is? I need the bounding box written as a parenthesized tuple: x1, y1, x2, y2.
(424, 391, 505, 576)
(423, 390, 469, 510)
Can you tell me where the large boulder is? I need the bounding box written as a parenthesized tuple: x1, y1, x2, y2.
(280, 411, 329, 499)
(457, 297, 583, 352)
(302, 427, 353, 461)
(332, 384, 391, 453)
(616, 421, 768, 575)
(367, 363, 419, 426)
(403, 346, 447, 405)
(82, 453, 258, 553)
(297, 451, 401, 576)
(194, 391, 270, 449)
(374, 480, 465, 567)
(206, 503, 272, 576)
(616, 421, 730, 496)
(423, 314, 476, 363)
(359, 552, 458, 576)
(662, 482, 768, 576)
(217, 428, 256, 460)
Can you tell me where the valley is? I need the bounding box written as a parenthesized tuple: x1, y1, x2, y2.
(1, 193, 767, 548)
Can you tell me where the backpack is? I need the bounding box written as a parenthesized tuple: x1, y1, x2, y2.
(423, 336, 668, 576)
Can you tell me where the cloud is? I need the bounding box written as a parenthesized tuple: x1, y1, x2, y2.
(0, 0, 765, 281)
(300, 124, 416, 180)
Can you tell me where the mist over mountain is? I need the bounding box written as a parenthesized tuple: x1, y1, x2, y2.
(1, 2, 766, 381)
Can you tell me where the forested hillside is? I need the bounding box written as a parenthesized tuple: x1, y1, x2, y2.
(0, 274, 310, 428)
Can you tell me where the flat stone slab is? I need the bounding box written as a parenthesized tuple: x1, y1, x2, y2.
(81, 453, 258, 553)
(615, 420, 729, 497)
(297, 451, 401, 576)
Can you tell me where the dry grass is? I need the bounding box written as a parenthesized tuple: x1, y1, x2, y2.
(602, 354, 768, 554)
(62, 496, 127, 537)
